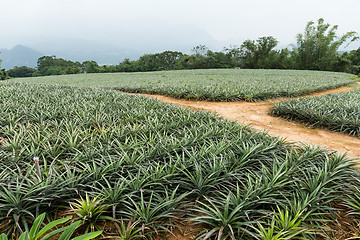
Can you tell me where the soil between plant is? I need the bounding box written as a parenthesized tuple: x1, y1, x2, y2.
(136, 82, 360, 159)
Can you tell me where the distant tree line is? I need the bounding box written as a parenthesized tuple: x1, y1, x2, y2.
(3, 18, 360, 79)
(0, 52, 9, 80)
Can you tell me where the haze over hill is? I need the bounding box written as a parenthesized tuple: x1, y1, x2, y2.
(0, 25, 227, 69)
(26, 25, 223, 63)
(0, 45, 43, 69)
(28, 39, 142, 65)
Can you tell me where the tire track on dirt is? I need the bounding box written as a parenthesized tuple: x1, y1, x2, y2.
(136, 83, 360, 158)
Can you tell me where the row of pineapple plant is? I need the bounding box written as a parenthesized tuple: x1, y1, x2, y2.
(0, 83, 360, 239)
(272, 81, 360, 137)
(12, 69, 355, 101)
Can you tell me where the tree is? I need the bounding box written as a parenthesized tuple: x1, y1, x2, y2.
(157, 51, 183, 70)
(7, 66, 37, 78)
(222, 45, 242, 67)
(37, 56, 60, 74)
(191, 45, 209, 56)
(138, 54, 160, 71)
(116, 58, 141, 72)
(100, 64, 117, 73)
(82, 61, 100, 73)
(136, 51, 184, 71)
(344, 48, 360, 74)
(0, 52, 9, 80)
(37, 56, 82, 76)
(292, 18, 358, 71)
(239, 36, 284, 69)
(178, 45, 210, 69)
(0, 69, 8, 80)
(205, 50, 232, 68)
(42, 66, 66, 75)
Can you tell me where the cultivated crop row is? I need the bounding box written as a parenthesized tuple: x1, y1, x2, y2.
(272, 86, 360, 137)
(0, 83, 359, 239)
(13, 69, 356, 101)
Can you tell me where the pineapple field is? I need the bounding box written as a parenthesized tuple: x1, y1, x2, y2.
(13, 69, 355, 101)
(272, 86, 360, 137)
(1, 69, 360, 239)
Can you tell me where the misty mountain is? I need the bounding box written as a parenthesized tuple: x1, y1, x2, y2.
(0, 45, 43, 69)
(0, 26, 225, 69)
(26, 26, 224, 65)
(28, 39, 143, 65)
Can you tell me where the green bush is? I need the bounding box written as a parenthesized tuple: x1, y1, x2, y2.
(7, 66, 37, 78)
(0, 69, 8, 80)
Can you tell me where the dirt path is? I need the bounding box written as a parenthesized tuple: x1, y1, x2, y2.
(137, 83, 360, 159)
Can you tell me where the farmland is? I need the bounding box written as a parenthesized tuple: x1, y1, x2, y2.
(0, 78, 360, 239)
(12, 69, 355, 101)
(272, 87, 360, 137)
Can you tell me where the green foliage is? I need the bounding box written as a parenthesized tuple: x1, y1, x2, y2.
(11, 69, 355, 102)
(272, 86, 360, 137)
(0, 82, 358, 238)
(344, 47, 360, 74)
(192, 194, 260, 239)
(37, 56, 82, 76)
(8, 18, 358, 79)
(0, 69, 8, 80)
(116, 58, 140, 72)
(292, 18, 358, 71)
(181, 163, 226, 199)
(95, 179, 128, 219)
(239, 36, 289, 69)
(137, 51, 183, 71)
(0, 213, 101, 240)
(344, 184, 360, 216)
(0, 165, 83, 236)
(178, 47, 233, 69)
(82, 61, 100, 73)
(123, 191, 179, 238)
(251, 207, 311, 240)
(110, 219, 146, 240)
(70, 194, 110, 232)
(7, 66, 38, 78)
(19, 19, 359, 78)
(0, 51, 8, 80)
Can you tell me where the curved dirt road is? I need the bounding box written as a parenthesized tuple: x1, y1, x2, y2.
(138, 83, 360, 159)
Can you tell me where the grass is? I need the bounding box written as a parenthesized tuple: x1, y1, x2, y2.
(0, 81, 359, 239)
(272, 87, 360, 137)
(11, 69, 356, 101)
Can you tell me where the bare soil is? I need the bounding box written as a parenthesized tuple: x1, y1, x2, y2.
(137, 83, 360, 159)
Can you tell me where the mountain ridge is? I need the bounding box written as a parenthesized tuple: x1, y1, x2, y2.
(0, 45, 43, 69)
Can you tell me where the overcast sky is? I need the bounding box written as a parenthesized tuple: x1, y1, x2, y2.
(1, 0, 360, 51)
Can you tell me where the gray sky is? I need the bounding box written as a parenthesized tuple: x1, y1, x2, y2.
(1, 0, 360, 51)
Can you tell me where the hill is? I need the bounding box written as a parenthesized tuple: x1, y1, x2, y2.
(0, 45, 43, 69)
(28, 39, 143, 65)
